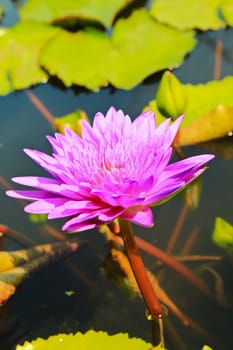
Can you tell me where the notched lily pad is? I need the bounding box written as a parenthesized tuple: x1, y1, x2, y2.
(150, 0, 226, 30)
(108, 9, 196, 89)
(0, 21, 60, 95)
(19, 0, 136, 28)
(16, 330, 155, 350)
(40, 28, 112, 91)
(41, 9, 196, 91)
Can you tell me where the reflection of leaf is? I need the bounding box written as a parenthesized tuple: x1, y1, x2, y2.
(150, 0, 226, 30)
(16, 330, 155, 350)
(41, 9, 196, 91)
(212, 217, 233, 253)
(0, 239, 81, 306)
(19, 0, 135, 28)
(198, 137, 233, 160)
(0, 22, 59, 95)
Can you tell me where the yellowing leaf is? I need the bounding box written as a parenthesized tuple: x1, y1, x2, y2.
(177, 105, 233, 146)
(150, 0, 226, 30)
(16, 330, 154, 350)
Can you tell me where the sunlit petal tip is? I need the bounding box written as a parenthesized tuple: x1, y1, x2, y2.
(5, 190, 16, 198)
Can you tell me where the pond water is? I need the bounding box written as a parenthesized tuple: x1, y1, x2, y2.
(0, 1, 233, 350)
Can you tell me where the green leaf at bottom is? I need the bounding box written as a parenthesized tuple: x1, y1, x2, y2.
(16, 330, 155, 350)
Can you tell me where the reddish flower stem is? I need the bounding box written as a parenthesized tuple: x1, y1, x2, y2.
(135, 236, 213, 299)
(119, 219, 164, 346)
(214, 33, 222, 81)
(166, 203, 189, 254)
(26, 90, 55, 128)
(180, 226, 199, 255)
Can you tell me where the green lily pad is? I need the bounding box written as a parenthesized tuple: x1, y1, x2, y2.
(16, 331, 155, 350)
(19, 0, 136, 28)
(221, 0, 233, 26)
(144, 75, 233, 146)
(212, 217, 233, 253)
(41, 9, 196, 91)
(40, 28, 112, 91)
(0, 22, 59, 95)
(150, 0, 226, 30)
(109, 9, 196, 89)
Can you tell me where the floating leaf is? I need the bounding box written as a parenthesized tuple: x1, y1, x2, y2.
(19, 0, 136, 28)
(16, 330, 155, 350)
(0, 239, 81, 306)
(108, 9, 196, 89)
(40, 28, 112, 91)
(212, 217, 233, 253)
(55, 109, 90, 135)
(41, 9, 196, 91)
(150, 0, 226, 30)
(144, 74, 233, 146)
(0, 22, 59, 95)
(177, 105, 233, 146)
(220, 0, 233, 26)
(181, 76, 233, 128)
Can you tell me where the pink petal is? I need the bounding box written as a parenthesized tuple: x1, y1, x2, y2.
(121, 206, 154, 226)
(6, 190, 50, 200)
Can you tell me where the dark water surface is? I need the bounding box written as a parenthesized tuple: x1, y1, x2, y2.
(0, 1, 233, 349)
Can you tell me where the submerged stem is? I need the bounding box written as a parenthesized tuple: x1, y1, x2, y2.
(118, 219, 164, 347)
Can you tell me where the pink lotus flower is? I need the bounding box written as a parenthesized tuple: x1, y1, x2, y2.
(6, 107, 214, 232)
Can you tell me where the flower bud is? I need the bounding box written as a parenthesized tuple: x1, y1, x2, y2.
(156, 71, 187, 119)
